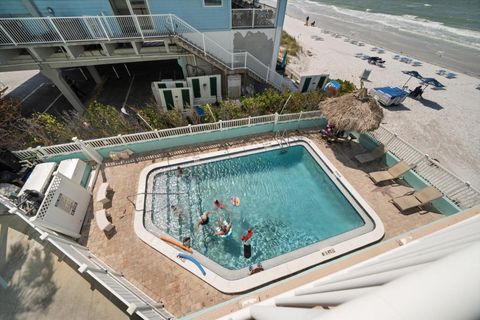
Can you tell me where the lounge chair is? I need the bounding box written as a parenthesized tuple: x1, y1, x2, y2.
(391, 186, 443, 212)
(368, 160, 412, 184)
(355, 145, 386, 164)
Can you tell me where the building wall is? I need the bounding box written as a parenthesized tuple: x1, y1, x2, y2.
(233, 29, 275, 66)
(147, 0, 231, 31)
(32, 0, 114, 16)
(0, 0, 30, 17)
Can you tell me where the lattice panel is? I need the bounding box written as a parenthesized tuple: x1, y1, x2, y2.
(35, 175, 61, 221)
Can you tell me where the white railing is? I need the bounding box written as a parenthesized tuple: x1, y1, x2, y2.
(0, 195, 172, 320)
(0, 14, 287, 90)
(231, 8, 276, 28)
(12, 111, 322, 161)
(367, 126, 480, 209)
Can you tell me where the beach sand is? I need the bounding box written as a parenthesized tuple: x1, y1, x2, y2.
(283, 16, 480, 189)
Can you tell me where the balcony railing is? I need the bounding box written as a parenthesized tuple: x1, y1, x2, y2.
(0, 14, 290, 90)
(232, 8, 276, 28)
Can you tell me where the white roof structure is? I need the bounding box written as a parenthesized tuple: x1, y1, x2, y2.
(223, 213, 480, 320)
(18, 162, 57, 197)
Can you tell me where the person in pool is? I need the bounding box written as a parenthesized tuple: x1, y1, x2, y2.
(195, 211, 210, 230)
(215, 222, 232, 236)
(214, 199, 225, 209)
(170, 205, 183, 216)
(176, 166, 184, 176)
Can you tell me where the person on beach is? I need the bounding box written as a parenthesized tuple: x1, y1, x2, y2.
(305, 16, 309, 26)
(311, 21, 316, 27)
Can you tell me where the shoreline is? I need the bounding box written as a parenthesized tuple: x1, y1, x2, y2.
(282, 15, 480, 189)
(276, 1, 480, 78)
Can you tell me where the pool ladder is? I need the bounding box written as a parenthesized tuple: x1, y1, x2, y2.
(276, 130, 290, 149)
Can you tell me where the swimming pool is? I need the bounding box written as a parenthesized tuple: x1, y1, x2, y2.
(135, 137, 384, 292)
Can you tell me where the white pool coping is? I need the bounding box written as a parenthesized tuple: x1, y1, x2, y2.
(134, 137, 384, 293)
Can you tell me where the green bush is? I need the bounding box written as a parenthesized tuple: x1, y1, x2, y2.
(281, 31, 302, 57)
(335, 79, 356, 95)
(138, 106, 187, 129)
(86, 101, 131, 135)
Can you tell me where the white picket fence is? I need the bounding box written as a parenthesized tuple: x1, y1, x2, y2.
(12, 111, 323, 161)
(12, 110, 479, 209)
(367, 126, 480, 209)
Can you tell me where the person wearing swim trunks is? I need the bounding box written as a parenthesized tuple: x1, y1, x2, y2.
(195, 211, 210, 230)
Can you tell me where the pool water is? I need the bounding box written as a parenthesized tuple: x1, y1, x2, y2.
(150, 145, 365, 270)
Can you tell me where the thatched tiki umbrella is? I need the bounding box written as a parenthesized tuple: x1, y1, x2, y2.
(319, 88, 383, 132)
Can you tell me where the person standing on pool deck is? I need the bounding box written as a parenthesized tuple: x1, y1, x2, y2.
(195, 211, 210, 230)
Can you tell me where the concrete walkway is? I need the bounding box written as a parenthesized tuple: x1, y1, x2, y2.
(0, 214, 131, 320)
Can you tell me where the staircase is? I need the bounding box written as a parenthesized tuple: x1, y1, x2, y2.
(0, 13, 285, 90)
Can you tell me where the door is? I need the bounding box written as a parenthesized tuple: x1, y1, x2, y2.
(129, 0, 154, 31)
(210, 76, 217, 97)
(181, 89, 191, 107)
(163, 90, 174, 110)
(301, 76, 311, 93)
(192, 79, 201, 98)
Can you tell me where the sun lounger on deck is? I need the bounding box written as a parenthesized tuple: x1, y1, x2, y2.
(355, 145, 387, 164)
(391, 186, 443, 212)
(369, 160, 412, 184)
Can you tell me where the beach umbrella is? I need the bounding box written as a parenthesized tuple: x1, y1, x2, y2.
(421, 77, 445, 89)
(401, 70, 424, 88)
(319, 88, 384, 133)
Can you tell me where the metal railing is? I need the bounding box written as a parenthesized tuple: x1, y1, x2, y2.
(232, 8, 276, 28)
(0, 14, 288, 90)
(12, 110, 322, 161)
(0, 195, 172, 320)
(367, 126, 480, 209)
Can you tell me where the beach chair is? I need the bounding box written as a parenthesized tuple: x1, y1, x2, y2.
(355, 145, 387, 164)
(368, 161, 412, 184)
(391, 186, 443, 212)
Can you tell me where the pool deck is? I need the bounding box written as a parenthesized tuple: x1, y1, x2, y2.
(79, 131, 448, 317)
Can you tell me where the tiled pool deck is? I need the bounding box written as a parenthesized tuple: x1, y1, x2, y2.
(79, 131, 446, 317)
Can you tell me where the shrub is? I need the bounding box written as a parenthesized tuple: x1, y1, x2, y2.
(335, 79, 356, 95)
(281, 31, 302, 57)
(86, 101, 132, 135)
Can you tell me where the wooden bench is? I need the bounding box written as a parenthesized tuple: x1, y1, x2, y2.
(95, 209, 114, 232)
(96, 182, 111, 205)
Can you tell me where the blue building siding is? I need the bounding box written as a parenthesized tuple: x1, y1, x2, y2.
(147, 0, 231, 31)
(0, 1, 30, 17)
(33, 0, 114, 17)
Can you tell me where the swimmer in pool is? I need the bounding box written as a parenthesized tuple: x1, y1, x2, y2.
(176, 166, 184, 176)
(195, 211, 210, 230)
(215, 222, 232, 236)
(214, 199, 225, 209)
(171, 205, 183, 216)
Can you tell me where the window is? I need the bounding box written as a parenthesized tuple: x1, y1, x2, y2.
(204, 0, 222, 6)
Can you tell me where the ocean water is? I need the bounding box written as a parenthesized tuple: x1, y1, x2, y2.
(310, 0, 480, 32)
(268, 0, 480, 51)
(150, 145, 364, 270)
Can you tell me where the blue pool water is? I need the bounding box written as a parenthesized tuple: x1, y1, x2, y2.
(150, 145, 365, 270)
